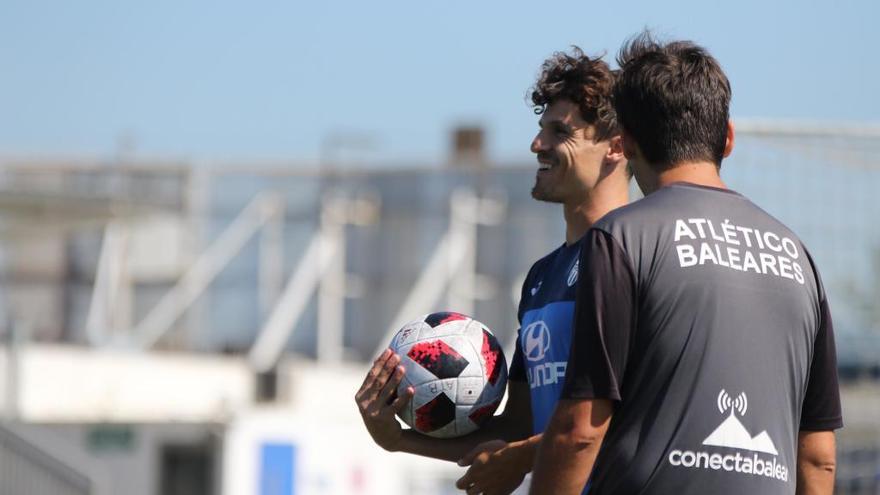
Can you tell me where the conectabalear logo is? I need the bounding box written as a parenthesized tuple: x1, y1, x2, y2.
(668, 390, 789, 482)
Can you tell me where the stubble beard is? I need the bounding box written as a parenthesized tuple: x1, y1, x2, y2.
(531, 180, 564, 204)
(533, 150, 567, 203)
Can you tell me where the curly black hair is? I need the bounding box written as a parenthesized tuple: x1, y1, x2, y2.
(530, 47, 618, 141)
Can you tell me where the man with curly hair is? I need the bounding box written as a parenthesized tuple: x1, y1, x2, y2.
(355, 47, 631, 495)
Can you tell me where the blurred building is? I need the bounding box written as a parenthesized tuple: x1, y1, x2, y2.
(0, 122, 878, 494)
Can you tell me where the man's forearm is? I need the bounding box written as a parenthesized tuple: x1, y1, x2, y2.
(529, 399, 611, 495)
(530, 428, 601, 494)
(394, 414, 531, 462)
(796, 430, 836, 495)
(796, 463, 835, 495)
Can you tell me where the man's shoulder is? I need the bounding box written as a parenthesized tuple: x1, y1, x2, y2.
(522, 242, 567, 283)
(594, 183, 757, 234)
(593, 188, 674, 234)
(530, 242, 569, 268)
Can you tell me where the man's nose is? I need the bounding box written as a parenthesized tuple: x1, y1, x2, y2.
(531, 133, 546, 154)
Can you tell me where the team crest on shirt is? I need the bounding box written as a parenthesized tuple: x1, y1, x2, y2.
(567, 260, 579, 287)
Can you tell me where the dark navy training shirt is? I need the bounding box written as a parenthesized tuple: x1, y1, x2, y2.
(509, 238, 582, 434)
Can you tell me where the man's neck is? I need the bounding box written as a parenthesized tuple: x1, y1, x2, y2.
(562, 179, 629, 245)
(656, 161, 727, 190)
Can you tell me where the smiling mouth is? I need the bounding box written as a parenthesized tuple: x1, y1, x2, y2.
(538, 158, 553, 172)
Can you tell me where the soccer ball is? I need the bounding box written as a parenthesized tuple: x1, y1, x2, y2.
(390, 311, 508, 438)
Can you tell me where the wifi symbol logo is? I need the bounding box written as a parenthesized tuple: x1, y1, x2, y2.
(717, 389, 748, 416)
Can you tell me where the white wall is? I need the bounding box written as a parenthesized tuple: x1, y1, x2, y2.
(4, 344, 252, 422)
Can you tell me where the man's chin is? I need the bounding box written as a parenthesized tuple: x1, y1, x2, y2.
(531, 187, 563, 203)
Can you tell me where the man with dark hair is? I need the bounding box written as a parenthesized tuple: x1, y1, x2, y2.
(355, 47, 630, 495)
(530, 33, 842, 495)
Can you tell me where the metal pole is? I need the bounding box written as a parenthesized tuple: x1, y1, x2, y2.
(447, 189, 478, 316)
(369, 189, 477, 358)
(84, 225, 114, 346)
(248, 231, 339, 373)
(4, 319, 27, 421)
(133, 193, 276, 349)
(370, 187, 506, 358)
(317, 196, 346, 364)
(85, 222, 130, 346)
(259, 195, 285, 320)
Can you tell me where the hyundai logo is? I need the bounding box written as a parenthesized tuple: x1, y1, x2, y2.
(523, 321, 551, 362)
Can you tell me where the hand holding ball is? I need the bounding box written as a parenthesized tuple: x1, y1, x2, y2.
(389, 312, 508, 438)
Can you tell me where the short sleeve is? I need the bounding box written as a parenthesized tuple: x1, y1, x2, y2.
(800, 296, 843, 430)
(561, 228, 637, 401)
(508, 334, 527, 382)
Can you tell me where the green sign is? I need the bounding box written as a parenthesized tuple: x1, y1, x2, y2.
(86, 425, 136, 453)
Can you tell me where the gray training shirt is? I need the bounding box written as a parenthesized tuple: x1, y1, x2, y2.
(562, 183, 842, 495)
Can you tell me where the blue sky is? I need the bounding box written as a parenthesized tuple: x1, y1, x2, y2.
(1, 0, 877, 163)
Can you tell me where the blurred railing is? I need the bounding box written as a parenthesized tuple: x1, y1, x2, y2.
(838, 440, 880, 495)
(836, 382, 880, 494)
(0, 423, 93, 495)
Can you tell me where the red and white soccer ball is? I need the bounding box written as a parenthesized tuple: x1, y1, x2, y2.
(390, 311, 508, 438)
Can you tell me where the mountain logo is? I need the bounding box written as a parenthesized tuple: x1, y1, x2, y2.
(667, 389, 789, 482)
(702, 390, 778, 455)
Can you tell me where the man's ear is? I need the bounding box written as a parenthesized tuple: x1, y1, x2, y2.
(606, 135, 626, 163)
(723, 120, 735, 158)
